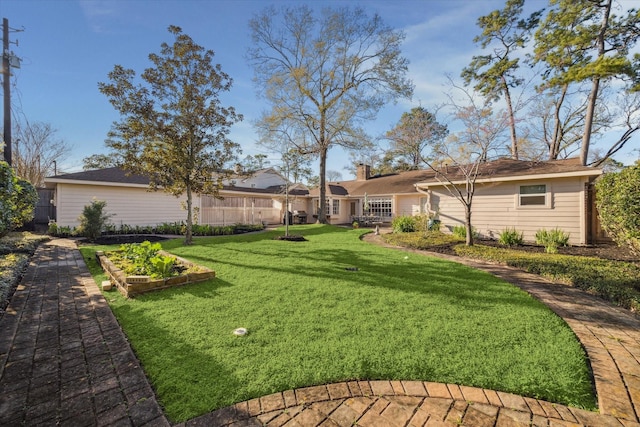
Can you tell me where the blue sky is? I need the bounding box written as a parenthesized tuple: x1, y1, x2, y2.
(1, 0, 637, 178)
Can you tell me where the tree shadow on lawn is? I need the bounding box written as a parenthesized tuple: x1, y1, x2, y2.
(111, 298, 245, 423)
(179, 242, 548, 313)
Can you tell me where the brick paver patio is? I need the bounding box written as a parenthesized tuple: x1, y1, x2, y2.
(0, 236, 639, 426)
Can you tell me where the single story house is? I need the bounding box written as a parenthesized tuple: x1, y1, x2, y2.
(44, 157, 604, 245)
(43, 167, 308, 229)
(307, 158, 603, 245)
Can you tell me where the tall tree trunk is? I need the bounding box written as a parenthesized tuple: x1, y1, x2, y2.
(502, 76, 518, 160)
(581, 0, 611, 166)
(318, 146, 328, 224)
(185, 185, 193, 245)
(581, 78, 601, 165)
(465, 203, 474, 246)
(549, 84, 568, 160)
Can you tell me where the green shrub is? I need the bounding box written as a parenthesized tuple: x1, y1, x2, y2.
(596, 166, 640, 256)
(535, 228, 570, 254)
(78, 200, 113, 242)
(0, 162, 38, 237)
(392, 215, 417, 233)
(499, 228, 523, 247)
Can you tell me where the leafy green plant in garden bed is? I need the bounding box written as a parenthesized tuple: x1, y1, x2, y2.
(108, 241, 180, 279)
(454, 244, 640, 311)
(535, 228, 570, 254)
(81, 225, 595, 421)
(499, 228, 524, 247)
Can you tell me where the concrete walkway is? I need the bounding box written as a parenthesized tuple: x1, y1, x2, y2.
(0, 237, 639, 426)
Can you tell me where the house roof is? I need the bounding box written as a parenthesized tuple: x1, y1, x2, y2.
(308, 158, 601, 197)
(44, 167, 310, 196)
(415, 157, 602, 187)
(46, 167, 151, 186)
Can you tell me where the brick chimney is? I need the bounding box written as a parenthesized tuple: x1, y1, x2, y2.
(356, 163, 371, 181)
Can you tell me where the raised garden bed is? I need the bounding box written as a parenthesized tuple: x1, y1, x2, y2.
(96, 249, 215, 298)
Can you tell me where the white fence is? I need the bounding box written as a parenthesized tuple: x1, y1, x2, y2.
(199, 195, 281, 225)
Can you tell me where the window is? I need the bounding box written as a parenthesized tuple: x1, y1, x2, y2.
(367, 197, 392, 219)
(519, 184, 546, 206)
(313, 199, 333, 215)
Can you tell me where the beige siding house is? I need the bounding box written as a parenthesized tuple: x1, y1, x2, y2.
(44, 167, 308, 229)
(307, 158, 603, 245)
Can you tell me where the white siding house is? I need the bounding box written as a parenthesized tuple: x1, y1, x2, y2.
(45, 167, 309, 229)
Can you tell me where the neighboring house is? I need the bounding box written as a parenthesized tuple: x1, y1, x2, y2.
(307, 158, 603, 245)
(44, 167, 308, 229)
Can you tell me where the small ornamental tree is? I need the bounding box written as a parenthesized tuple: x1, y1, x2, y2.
(0, 161, 38, 237)
(78, 199, 113, 242)
(596, 165, 640, 256)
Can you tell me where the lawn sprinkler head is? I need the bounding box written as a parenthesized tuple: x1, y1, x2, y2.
(233, 327, 248, 336)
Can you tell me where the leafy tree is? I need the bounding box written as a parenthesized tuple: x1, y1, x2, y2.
(384, 107, 448, 170)
(462, 0, 542, 160)
(596, 165, 640, 256)
(99, 26, 242, 245)
(0, 161, 37, 237)
(248, 5, 413, 223)
(13, 120, 71, 186)
(534, 0, 640, 165)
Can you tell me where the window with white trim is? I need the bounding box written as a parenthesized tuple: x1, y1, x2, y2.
(332, 199, 340, 215)
(367, 197, 392, 219)
(519, 184, 546, 206)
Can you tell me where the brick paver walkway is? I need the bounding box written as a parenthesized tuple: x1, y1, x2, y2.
(0, 236, 639, 426)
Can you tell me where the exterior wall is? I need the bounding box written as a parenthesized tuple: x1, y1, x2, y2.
(429, 176, 590, 245)
(394, 195, 422, 217)
(55, 183, 187, 228)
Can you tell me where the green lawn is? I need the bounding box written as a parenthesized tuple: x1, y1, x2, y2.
(80, 225, 595, 422)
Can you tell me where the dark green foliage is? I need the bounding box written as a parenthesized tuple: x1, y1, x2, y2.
(391, 215, 417, 233)
(77, 200, 113, 242)
(535, 228, 570, 254)
(0, 161, 38, 237)
(499, 227, 524, 247)
(454, 244, 640, 312)
(596, 166, 640, 256)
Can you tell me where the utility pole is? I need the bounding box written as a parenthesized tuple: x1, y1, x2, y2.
(3, 18, 10, 165)
(2, 18, 21, 166)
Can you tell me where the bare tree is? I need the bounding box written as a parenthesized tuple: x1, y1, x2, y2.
(420, 81, 509, 246)
(13, 120, 71, 186)
(247, 5, 413, 223)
